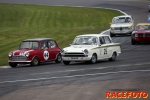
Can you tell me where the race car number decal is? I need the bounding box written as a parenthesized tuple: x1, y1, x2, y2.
(43, 51, 49, 60)
(104, 48, 107, 55)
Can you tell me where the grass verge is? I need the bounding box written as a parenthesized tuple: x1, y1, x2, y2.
(0, 3, 122, 66)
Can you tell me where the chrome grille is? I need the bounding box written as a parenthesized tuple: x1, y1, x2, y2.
(137, 34, 150, 37)
(114, 27, 129, 31)
(12, 56, 27, 61)
(64, 52, 85, 57)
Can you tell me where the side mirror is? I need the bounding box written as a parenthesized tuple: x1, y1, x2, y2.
(99, 44, 101, 46)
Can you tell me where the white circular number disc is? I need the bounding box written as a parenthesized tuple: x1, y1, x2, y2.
(43, 51, 49, 60)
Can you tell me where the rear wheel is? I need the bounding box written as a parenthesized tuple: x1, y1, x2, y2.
(30, 57, 39, 66)
(63, 61, 70, 65)
(9, 62, 17, 68)
(109, 52, 116, 61)
(89, 54, 97, 64)
(55, 53, 62, 63)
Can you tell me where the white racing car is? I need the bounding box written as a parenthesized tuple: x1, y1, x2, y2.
(61, 34, 121, 65)
(110, 15, 134, 37)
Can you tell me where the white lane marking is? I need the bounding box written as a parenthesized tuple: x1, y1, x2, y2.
(0, 66, 11, 69)
(0, 69, 150, 84)
(32, 62, 150, 75)
(101, 29, 110, 35)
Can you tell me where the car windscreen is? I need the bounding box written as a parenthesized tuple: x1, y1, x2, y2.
(72, 36, 98, 45)
(136, 25, 150, 30)
(112, 17, 131, 24)
(19, 41, 39, 49)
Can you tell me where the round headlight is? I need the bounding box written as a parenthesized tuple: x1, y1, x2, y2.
(111, 27, 114, 30)
(135, 34, 138, 37)
(25, 52, 30, 57)
(84, 49, 88, 55)
(8, 52, 12, 57)
(61, 49, 64, 53)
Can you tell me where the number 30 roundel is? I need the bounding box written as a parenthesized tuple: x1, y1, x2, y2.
(43, 50, 49, 60)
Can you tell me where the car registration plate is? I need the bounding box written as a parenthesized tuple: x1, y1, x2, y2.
(71, 57, 78, 59)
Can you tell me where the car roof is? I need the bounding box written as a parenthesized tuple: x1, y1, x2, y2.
(23, 38, 55, 41)
(137, 23, 150, 26)
(114, 15, 132, 19)
(76, 34, 109, 37)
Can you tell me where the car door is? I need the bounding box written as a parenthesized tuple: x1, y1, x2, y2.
(48, 40, 58, 60)
(39, 41, 50, 62)
(104, 36, 113, 58)
(99, 36, 108, 59)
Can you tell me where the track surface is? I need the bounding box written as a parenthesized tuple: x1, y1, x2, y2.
(0, 0, 150, 100)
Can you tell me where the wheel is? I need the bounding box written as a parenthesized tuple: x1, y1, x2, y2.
(89, 54, 97, 64)
(110, 32, 115, 37)
(9, 62, 17, 68)
(30, 57, 39, 66)
(109, 52, 116, 61)
(63, 61, 70, 65)
(55, 53, 62, 63)
(131, 38, 136, 45)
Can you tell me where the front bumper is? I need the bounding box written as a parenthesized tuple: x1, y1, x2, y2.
(110, 29, 133, 34)
(134, 37, 150, 42)
(62, 56, 91, 61)
(8, 60, 32, 63)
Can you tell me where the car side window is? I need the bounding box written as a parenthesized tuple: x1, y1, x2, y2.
(49, 41, 56, 48)
(41, 41, 49, 50)
(99, 37, 105, 45)
(104, 36, 112, 44)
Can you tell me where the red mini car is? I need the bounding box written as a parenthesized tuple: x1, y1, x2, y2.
(8, 38, 62, 68)
(131, 23, 150, 45)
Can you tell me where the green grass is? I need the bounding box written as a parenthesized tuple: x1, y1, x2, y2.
(0, 3, 122, 66)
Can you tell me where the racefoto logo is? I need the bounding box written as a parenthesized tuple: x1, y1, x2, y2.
(106, 91, 148, 99)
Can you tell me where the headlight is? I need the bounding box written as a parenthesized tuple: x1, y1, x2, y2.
(25, 52, 30, 57)
(61, 49, 65, 55)
(8, 52, 12, 57)
(128, 26, 133, 29)
(84, 49, 88, 55)
(61, 49, 64, 53)
(111, 27, 114, 30)
(135, 34, 138, 37)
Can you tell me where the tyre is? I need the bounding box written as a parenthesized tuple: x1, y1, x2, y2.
(55, 53, 62, 63)
(89, 54, 97, 64)
(110, 32, 115, 37)
(109, 52, 116, 61)
(63, 61, 70, 65)
(9, 62, 17, 68)
(30, 57, 39, 66)
(131, 38, 136, 45)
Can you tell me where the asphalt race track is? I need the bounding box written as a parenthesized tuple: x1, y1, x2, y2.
(0, 0, 150, 100)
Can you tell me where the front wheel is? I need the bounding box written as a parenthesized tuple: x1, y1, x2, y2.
(63, 61, 70, 65)
(30, 57, 39, 66)
(89, 54, 97, 64)
(131, 38, 136, 45)
(109, 52, 116, 61)
(9, 62, 17, 68)
(55, 53, 62, 63)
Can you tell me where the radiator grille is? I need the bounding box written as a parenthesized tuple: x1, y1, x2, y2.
(12, 56, 27, 61)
